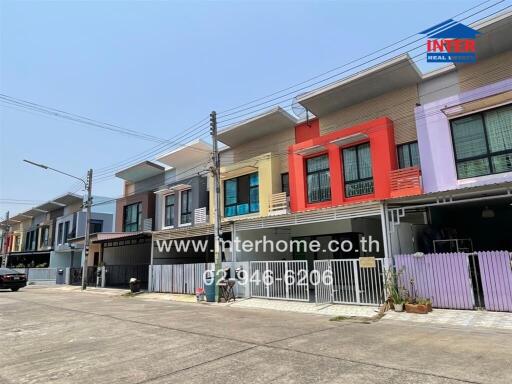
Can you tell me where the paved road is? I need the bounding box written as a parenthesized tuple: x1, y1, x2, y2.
(1, 287, 511, 384)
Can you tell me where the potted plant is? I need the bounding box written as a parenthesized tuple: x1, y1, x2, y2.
(405, 297, 430, 314)
(384, 266, 408, 312)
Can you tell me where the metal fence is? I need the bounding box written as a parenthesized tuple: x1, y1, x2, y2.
(13, 268, 57, 284)
(395, 251, 512, 312)
(249, 260, 309, 302)
(150, 262, 250, 297)
(69, 267, 98, 286)
(313, 259, 386, 305)
(105, 265, 149, 288)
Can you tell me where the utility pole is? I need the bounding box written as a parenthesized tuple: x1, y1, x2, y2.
(23, 160, 93, 290)
(81, 169, 93, 290)
(1, 211, 10, 267)
(210, 111, 222, 302)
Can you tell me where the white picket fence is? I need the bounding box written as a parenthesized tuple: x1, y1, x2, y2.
(150, 262, 250, 298)
(12, 268, 57, 284)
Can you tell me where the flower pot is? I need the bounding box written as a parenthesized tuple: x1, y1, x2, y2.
(405, 303, 429, 314)
(394, 303, 404, 312)
(427, 302, 433, 312)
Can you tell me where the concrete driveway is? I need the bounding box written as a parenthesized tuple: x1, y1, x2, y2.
(1, 286, 511, 384)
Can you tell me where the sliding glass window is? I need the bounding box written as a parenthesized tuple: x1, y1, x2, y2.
(342, 142, 374, 198)
(397, 141, 420, 169)
(180, 190, 192, 225)
(306, 154, 331, 203)
(164, 194, 175, 227)
(224, 172, 259, 217)
(451, 104, 512, 179)
(124, 202, 142, 232)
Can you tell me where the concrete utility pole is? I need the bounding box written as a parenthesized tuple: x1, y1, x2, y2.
(23, 160, 93, 291)
(1, 211, 10, 267)
(81, 169, 93, 290)
(210, 111, 223, 302)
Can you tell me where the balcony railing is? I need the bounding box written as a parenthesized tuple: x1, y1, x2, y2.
(194, 207, 208, 225)
(389, 167, 422, 198)
(269, 192, 289, 216)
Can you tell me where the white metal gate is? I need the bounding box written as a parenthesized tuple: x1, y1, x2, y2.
(249, 260, 309, 302)
(314, 259, 386, 305)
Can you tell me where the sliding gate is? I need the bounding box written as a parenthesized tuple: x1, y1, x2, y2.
(314, 259, 386, 305)
(250, 261, 309, 302)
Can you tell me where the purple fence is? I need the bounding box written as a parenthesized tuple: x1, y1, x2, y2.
(478, 251, 512, 312)
(395, 253, 474, 310)
(395, 251, 512, 312)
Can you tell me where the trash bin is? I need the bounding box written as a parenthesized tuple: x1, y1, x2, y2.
(204, 272, 215, 302)
(129, 277, 141, 293)
(56, 269, 65, 285)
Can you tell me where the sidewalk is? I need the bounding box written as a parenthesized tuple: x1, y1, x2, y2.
(383, 308, 512, 331)
(227, 298, 380, 318)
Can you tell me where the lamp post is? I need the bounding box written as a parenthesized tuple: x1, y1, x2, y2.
(23, 160, 93, 290)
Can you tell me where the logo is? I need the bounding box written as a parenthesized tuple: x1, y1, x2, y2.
(420, 19, 480, 63)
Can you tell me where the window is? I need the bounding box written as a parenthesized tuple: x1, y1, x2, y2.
(224, 172, 259, 217)
(63, 221, 70, 244)
(343, 142, 374, 198)
(306, 155, 331, 203)
(397, 141, 420, 169)
(451, 104, 512, 179)
(281, 173, 290, 196)
(57, 222, 64, 244)
(40, 226, 49, 247)
(124, 202, 142, 232)
(89, 220, 103, 234)
(25, 230, 37, 251)
(164, 194, 175, 227)
(180, 190, 192, 225)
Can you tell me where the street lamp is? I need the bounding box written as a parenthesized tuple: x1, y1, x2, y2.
(23, 159, 93, 290)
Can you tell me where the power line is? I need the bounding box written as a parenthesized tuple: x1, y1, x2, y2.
(214, 0, 503, 120)
(215, 3, 510, 128)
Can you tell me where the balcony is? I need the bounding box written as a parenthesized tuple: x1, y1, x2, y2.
(389, 167, 423, 198)
(268, 192, 290, 216)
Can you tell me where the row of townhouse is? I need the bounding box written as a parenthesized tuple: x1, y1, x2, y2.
(1, 13, 510, 308)
(0, 193, 115, 269)
(99, 13, 511, 307)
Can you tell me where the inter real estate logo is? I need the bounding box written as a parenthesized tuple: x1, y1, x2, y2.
(420, 19, 480, 63)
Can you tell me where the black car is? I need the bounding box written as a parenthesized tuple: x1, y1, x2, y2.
(0, 268, 27, 291)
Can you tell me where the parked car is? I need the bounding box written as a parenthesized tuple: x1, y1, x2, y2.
(0, 268, 27, 291)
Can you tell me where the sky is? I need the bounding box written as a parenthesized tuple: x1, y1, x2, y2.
(0, 0, 503, 218)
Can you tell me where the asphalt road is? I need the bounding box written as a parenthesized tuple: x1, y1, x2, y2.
(1, 286, 511, 384)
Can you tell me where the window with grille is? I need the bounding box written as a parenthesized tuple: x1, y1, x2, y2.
(224, 172, 259, 217)
(451, 104, 512, 179)
(306, 154, 331, 203)
(342, 142, 374, 198)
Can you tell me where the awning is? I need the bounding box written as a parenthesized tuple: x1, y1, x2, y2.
(91, 232, 151, 244)
(153, 223, 232, 241)
(52, 193, 83, 206)
(235, 201, 382, 231)
(455, 10, 512, 67)
(387, 181, 512, 207)
(218, 107, 297, 148)
(297, 54, 422, 117)
(156, 139, 211, 170)
(115, 161, 165, 182)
